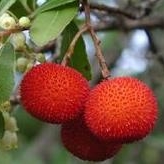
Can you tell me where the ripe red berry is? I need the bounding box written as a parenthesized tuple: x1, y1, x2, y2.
(85, 77, 158, 143)
(61, 117, 122, 161)
(20, 63, 90, 123)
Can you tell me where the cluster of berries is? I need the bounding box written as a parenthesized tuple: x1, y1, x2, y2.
(20, 63, 158, 161)
(11, 31, 45, 73)
(0, 13, 38, 73)
(16, 52, 46, 73)
(0, 13, 30, 30)
(0, 102, 18, 150)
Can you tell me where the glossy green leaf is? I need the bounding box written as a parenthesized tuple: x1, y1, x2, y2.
(59, 22, 92, 80)
(0, 42, 15, 104)
(30, 2, 78, 46)
(0, 0, 16, 16)
(33, 0, 76, 16)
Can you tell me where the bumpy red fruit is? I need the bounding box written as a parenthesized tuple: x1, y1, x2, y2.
(20, 63, 90, 123)
(61, 117, 122, 161)
(85, 77, 158, 143)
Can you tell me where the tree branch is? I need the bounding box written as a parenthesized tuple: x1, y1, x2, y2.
(83, 0, 110, 79)
(0, 27, 27, 38)
(88, 0, 160, 20)
(90, 3, 141, 19)
(93, 16, 164, 31)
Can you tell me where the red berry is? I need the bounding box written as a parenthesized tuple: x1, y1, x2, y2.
(20, 63, 90, 123)
(61, 117, 122, 161)
(85, 77, 158, 143)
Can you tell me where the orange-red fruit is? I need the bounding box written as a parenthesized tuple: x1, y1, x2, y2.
(20, 63, 90, 123)
(85, 77, 158, 143)
(61, 117, 122, 161)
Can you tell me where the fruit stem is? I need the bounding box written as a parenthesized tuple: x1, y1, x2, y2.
(82, 0, 111, 79)
(61, 25, 88, 66)
(0, 26, 26, 38)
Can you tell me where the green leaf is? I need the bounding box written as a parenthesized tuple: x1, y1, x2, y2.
(0, 0, 16, 16)
(30, 2, 78, 46)
(33, 0, 76, 16)
(0, 42, 15, 104)
(59, 22, 92, 80)
(10, 1, 29, 17)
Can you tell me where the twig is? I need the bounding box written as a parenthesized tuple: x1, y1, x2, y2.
(83, 0, 110, 79)
(61, 25, 88, 66)
(87, 0, 160, 20)
(90, 3, 140, 19)
(0, 27, 27, 37)
(125, 0, 160, 18)
(93, 16, 164, 31)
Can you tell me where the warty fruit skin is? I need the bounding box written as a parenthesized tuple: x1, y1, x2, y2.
(20, 63, 90, 124)
(84, 77, 158, 143)
(61, 117, 122, 161)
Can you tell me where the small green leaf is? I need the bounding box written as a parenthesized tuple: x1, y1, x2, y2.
(0, 0, 16, 16)
(0, 42, 15, 104)
(59, 22, 92, 80)
(30, 2, 78, 46)
(33, 0, 76, 16)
